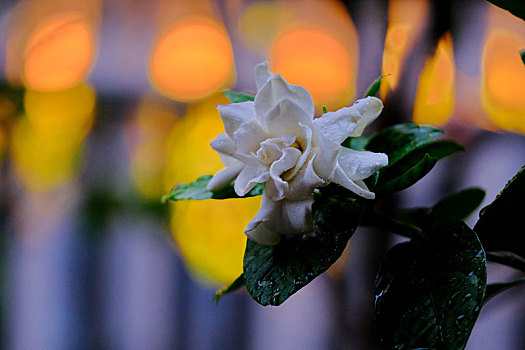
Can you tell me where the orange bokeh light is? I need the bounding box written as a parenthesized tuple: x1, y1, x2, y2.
(413, 33, 455, 126)
(270, 26, 354, 109)
(23, 12, 95, 91)
(150, 17, 234, 102)
(481, 4, 525, 134)
(380, 0, 429, 99)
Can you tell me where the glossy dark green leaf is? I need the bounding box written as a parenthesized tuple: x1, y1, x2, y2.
(374, 223, 486, 350)
(429, 188, 486, 226)
(243, 192, 364, 306)
(486, 0, 525, 21)
(374, 140, 464, 195)
(363, 74, 389, 98)
(162, 175, 263, 202)
(375, 153, 437, 194)
(343, 135, 371, 151)
(222, 90, 255, 103)
(484, 277, 525, 303)
(366, 123, 444, 166)
(474, 165, 525, 258)
(213, 274, 245, 304)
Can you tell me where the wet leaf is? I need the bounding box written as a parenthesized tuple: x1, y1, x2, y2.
(374, 140, 464, 195)
(366, 124, 444, 166)
(214, 274, 245, 304)
(374, 223, 486, 350)
(474, 165, 525, 258)
(243, 192, 364, 306)
(429, 188, 486, 226)
(162, 175, 263, 202)
(363, 74, 390, 98)
(222, 90, 255, 103)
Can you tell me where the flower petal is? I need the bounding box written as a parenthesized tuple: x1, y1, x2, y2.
(329, 147, 388, 199)
(311, 130, 340, 180)
(286, 157, 325, 200)
(254, 61, 274, 90)
(245, 193, 314, 245)
(234, 164, 270, 196)
(283, 122, 312, 181)
(210, 132, 235, 157)
(254, 75, 314, 122)
(233, 120, 268, 155)
(263, 98, 313, 136)
(349, 97, 383, 137)
(337, 147, 389, 181)
(206, 161, 244, 191)
(266, 147, 301, 200)
(330, 164, 376, 199)
(217, 101, 256, 139)
(313, 106, 360, 144)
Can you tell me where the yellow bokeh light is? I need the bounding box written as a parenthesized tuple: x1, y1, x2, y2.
(24, 83, 95, 141)
(481, 30, 525, 133)
(413, 33, 455, 126)
(164, 95, 260, 285)
(150, 17, 234, 102)
(23, 12, 95, 91)
(238, 1, 292, 54)
(270, 25, 355, 111)
(380, 0, 429, 99)
(11, 83, 95, 192)
(129, 97, 178, 200)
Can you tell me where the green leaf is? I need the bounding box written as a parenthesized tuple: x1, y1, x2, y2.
(162, 175, 263, 202)
(520, 49, 525, 65)
(343, 134, 371, 151)
(429, 187, 486, 226)
(486, 0, 525, 21)
(474, 165, 525, 258)
(484, 277, 525, 303)
(374, 140, 464, 195)
(243, 192, 364, 306)
(222, 90, 255, 103)
(322, 106, 328, 114)
(375, 153, 437, 194)
(374, 223, 486, 350)
(214, 274, 245, 304)
(366, 124, 444, 165)
(363, 74, 390, 98)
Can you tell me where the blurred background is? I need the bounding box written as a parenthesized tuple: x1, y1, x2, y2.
(0, 0, 524, 349)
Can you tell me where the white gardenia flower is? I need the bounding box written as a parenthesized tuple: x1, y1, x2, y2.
(207, 62, 388, 245)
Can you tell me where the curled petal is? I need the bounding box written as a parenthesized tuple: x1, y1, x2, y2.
(283, 122, 312, 181)
(267, 147, 302, 200)
(263, 98, 313, 135)
(312, 130, 340, 180)
(234, 164, 269, 196)
(330, 164, 376, 199)
(254, 61, 274, 90)
(233, 120, 268, 155)
(337, 147, 388, 181)
(254, 75, 314, 122)
(329, 147, 388, 199)
(245, 193, 314, 245)
(286, 157, 325, 201)
(217, 101, 256, 139)
(349, 97, 383, 137)
(206, 161, 244, 191)
(210, 133, 235, 158)
(313, 107, 360, 144)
